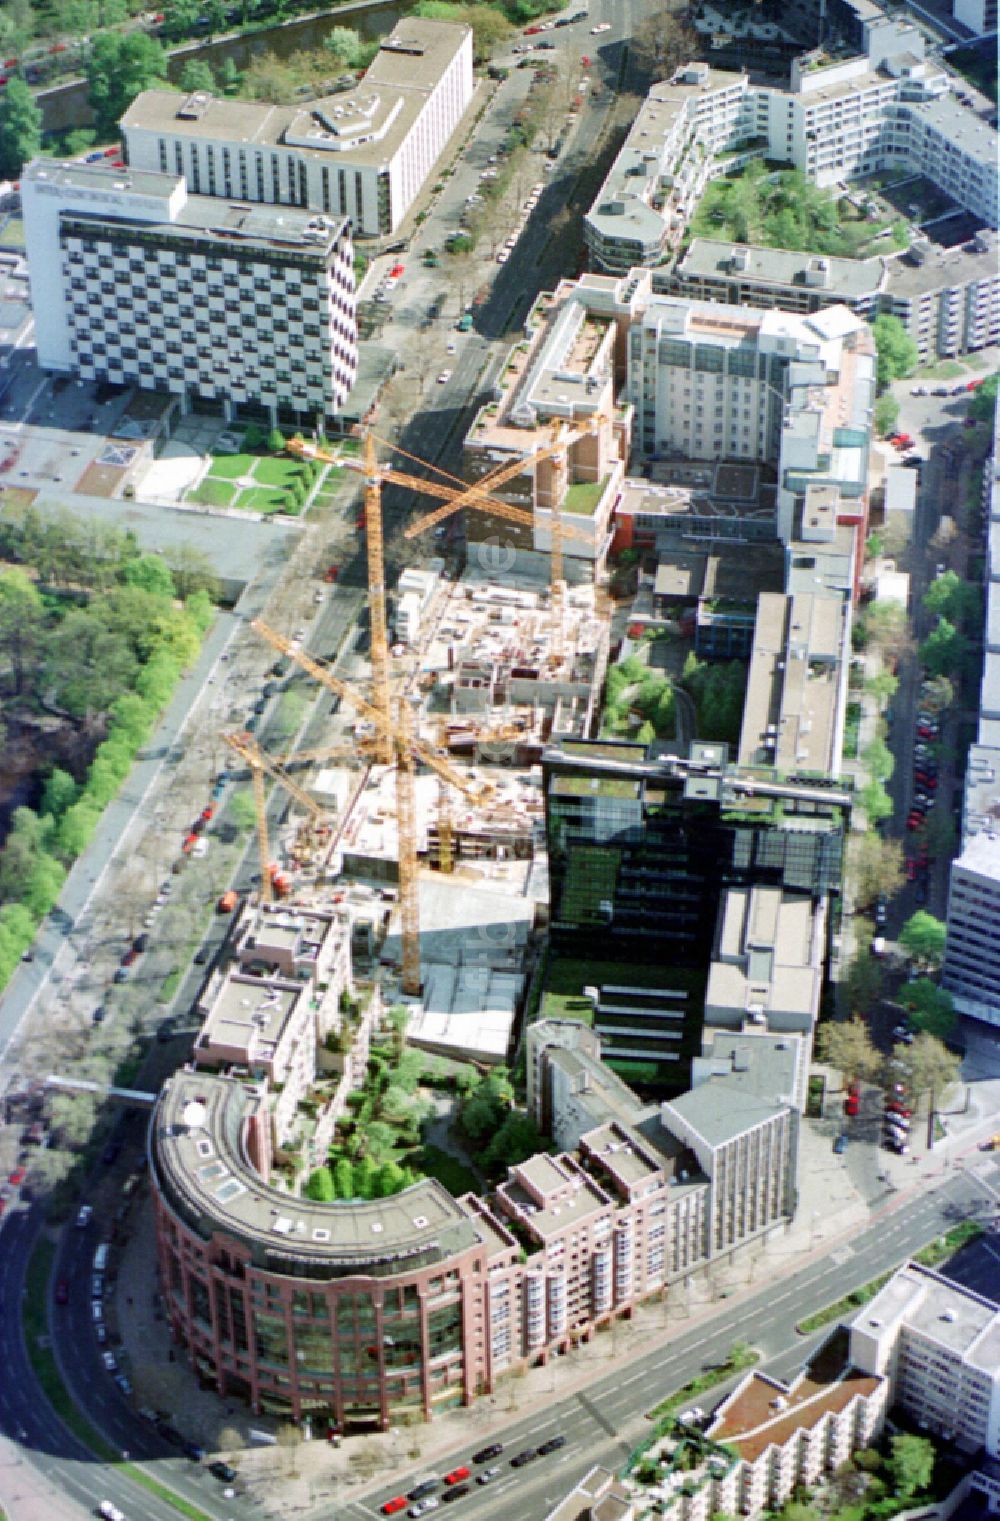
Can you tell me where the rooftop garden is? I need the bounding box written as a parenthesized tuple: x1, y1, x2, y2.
(563, 476, 610, 517)
(689, 162, 909, 258)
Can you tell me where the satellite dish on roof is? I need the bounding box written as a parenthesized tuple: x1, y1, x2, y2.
(182, 1100, 208, 1130)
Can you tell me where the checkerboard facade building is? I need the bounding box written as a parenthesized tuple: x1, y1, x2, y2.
(23, 160, 357, 429)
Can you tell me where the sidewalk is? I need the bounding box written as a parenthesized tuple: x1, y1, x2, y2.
(109, 1074, 1000, 1517)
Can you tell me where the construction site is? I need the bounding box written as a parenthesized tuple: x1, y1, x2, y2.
(215, 422, 612, 1082)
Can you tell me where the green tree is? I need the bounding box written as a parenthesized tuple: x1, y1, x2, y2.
(922, 569, 962, 621)
(968, 371, 999, 425)
(873, 393, 900, 436)
(363, 1121, 397, 1163)
(483, 1110, 544, 1171)
(354, 1154, 378, 1200)
(0, 566, 46, 696)
(872, 315, 918, 388)
(304, 1165, 335, 1201)
(41, 767, 78, 820)
(162, 0, 200, 40)
(122, 552, 176, 600)
(0, 77, 42, 180)
(324, 24, 366, 66)
(333, 1156, 355, 1198)
(921, 615, 967, 677)
(229, 790, 258, 834)
(219, 56, 242, 94)
(898, 910, 946, 966)
(898, 1032, 961, 1114)
(267, 425, 286, 453)
(179, 58, 215, 94)
(844, 950, 884, 1016)
(887, 1433, 935, 1499)
(864, 670, 898, 706)
(858, 780, 892, 824)
(86, 32, 168, 138)
(899, 978, 955, 1041)
(815, 1016, 881, 1083)
(858, 599, 910, 658)
(375, 1160, 406, 1197)
(862, 736, 894, 782)
(849, 834, 904, 906)
(54, 797, 102, 859)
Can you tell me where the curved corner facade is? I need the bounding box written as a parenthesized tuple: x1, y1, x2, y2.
(151, 1071, 495, 1427)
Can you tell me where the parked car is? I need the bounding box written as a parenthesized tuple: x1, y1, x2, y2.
(833, 1133, 849, 1154)
(511, 1449, 538, 1467)
(539, 1436, 567, 1455)
(472, 1444, 503, 1464)
(444, 1468, 470, 1486)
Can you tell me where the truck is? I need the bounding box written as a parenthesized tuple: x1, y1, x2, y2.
(456, 313, 473, 332)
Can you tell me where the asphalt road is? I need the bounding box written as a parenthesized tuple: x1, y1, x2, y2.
(340, 1165, 997, 1521)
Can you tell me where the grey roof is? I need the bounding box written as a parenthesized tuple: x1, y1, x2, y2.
(887, 232, 1000, 300)
(677, 238, 887, 301)
(153, 1071, 482, 1273)
(30, 160, 346, 257)
(911, 92, 999, 163)
(702, 1032, 801, 1106)
(664, 1079, 786, 1148)
(122, 18, 470, 170)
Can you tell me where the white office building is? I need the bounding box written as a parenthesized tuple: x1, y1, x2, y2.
(22, 159, 357, 428)
(942, 833, 1000, 1030)
(625, 295, 876, 542)
(121, 17, 474, 238)
(585, 29, 999, 273)
(848, 1262, 1000, 1456)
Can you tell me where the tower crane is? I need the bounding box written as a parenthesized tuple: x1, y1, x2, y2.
(222, 731, 326, 905)
(288, 423, 598, 664)
(251, 618, 492, 995)
(399, 418, 601, 662)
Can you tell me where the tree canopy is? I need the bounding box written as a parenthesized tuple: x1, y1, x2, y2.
(898, 1032, 961, 1107)
(887, 1433, 935, 1500)
(968, 371, 999, 425)
(898, 910, 947, 966)
(86, 32, 168, 137)
(0, 77, 42, 180)
(899, 977, 955, 1041)
(872, 315, 919, 388)
(815, 1017, 881, 1083)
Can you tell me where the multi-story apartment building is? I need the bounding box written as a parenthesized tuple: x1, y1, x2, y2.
(22, 159, 356, 429)
(625, 295, 875, 545)
(192, 901, 363, 1157)
(626, 1349, 887, 1521)
(671, 233, 1000, 362)
(121, 18, 473, 238)
(151, 1008, 800, 1428)
(942, 833, 1000, 1030)
(848, 1262, 1000, 1456)
(943, 399, 1000, 1040)
(584, 31, 998, 274)
(462, 275, 636, 577)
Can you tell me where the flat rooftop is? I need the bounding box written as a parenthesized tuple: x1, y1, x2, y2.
(888, 233, 999, 299)
(662, 1080, 787, 1149)
(676, 237, 887, 300)
(153, 1070, 483, 1269)
(27, 160, 346, 257)
(850, 1262, 1000, 1371)
(123, 17, 470, 169)
(195, 976, 302, 1063)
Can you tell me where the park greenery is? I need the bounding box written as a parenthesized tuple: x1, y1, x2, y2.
(690, 163, 909, 259)
(305, 1027, 544, 1203)
(898, 978, 955, 1042)
(603, 647, 747, 747)
(0, 501, 219, 988)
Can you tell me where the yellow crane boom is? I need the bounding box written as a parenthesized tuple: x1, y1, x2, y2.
(222, 730, 324, 904)
(252, 618, 495, 994)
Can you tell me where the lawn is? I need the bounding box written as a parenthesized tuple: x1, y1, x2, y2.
(914, 358, 967, 380)
(208, 451, 255, 479)
(689, 164, 905, 259)
(236, 484, 297, 513)
(255, 455, 307, 488)
(563, 477, 609, 516)
(190, 477, 238, 507)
